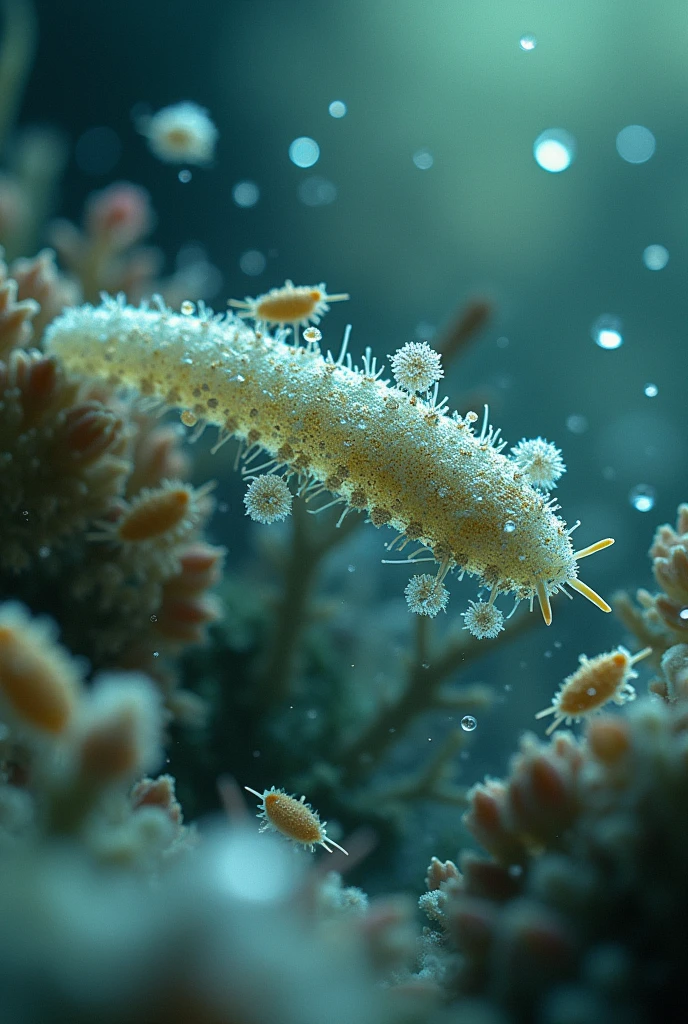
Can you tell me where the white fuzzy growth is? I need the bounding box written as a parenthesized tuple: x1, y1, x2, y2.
(244, 475, 293, 524)
(44, 297, 582, 613)
(404, 574, 449, 617)
(389, 342, 444, 394)
(510, 437, 566, 491)
(462, 600, 505, 639)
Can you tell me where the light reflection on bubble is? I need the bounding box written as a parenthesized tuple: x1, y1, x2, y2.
(232, 181, 260, 208)
(519, 34, 537, 50)
(616, 125, 655, 164)
(328, 100, 347, 118)
(239, 250, 266, 276)
(412, 148, 434, 170)
(533, 129, 576, 172)
(288, 136, 320, 168)
(629, 484, 656, 512)
(591, 314, 623, 350)
(643, 244, 669, 270)
(298, 176, 337, 206)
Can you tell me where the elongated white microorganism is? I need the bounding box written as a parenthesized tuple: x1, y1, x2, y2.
(44, 295, 614, 632)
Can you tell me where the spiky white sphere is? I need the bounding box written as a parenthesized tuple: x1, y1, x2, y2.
(389, 342, 443, 394)
(510, 437, 566, 491)
(462, 599, 504, 639)
(243, 475, 293, 524)
(404, 574, 449, 617)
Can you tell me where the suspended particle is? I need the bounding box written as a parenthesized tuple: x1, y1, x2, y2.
(328, 100, 347, 118)
(141, 102, 218, 165)
(591, 314, 623, 350)
(519, 34, 537, 50)
(616, 124, 655, 164)
(244, 785, 348, 854)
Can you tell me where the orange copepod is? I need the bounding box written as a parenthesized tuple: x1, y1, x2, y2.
(244, 785, 348, 854)
(535, 645, 652, 735)
(228, 280, 349, 329)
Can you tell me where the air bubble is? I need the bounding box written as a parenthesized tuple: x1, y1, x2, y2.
(644, 383, 658, 398)
(289, 137, 320, 168)
(643, 244, 669, 270)
(461, 715, 477, 732)
(412, 148, 434, 170)
(533, 128, 576, 173)
(519, 34, 537, 50)
(328, 100, 347, 118)
(504, 520, 516, 533)
(591, 314, 623, 350)
(629, 484, 655, 512)
(679, 608, 688, 621)
(178, 169, 192, 183)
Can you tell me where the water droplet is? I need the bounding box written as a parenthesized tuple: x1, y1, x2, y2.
(643, 244, 669, 270)
(412, 148, 434, 170)
(591, 314, 623, 350)
(644, 383, 659, 398)
(328, 100, 347, 118)
(289, 136, 320, 168)
(239, 250, 266, 276)
(461, 715, 477, 732)
(150, 614, 158, 622)
(503, 520, 516, 533)
(519, 34, 537, 50)
(178, 169, 192, 183)
(616, 124, 655, 164)
(629, 484, 656, 512)
(232, 180, 260, 207)
(533, 128, 576, 173)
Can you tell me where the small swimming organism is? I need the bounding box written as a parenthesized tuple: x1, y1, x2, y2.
(535, 645, 652, 735)
(244, 785, 348, 854)
(228, 280, 349, 330)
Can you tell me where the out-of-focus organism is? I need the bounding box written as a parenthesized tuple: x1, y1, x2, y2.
(139, 101, 218, 165)
(615, 503, 688, 679)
